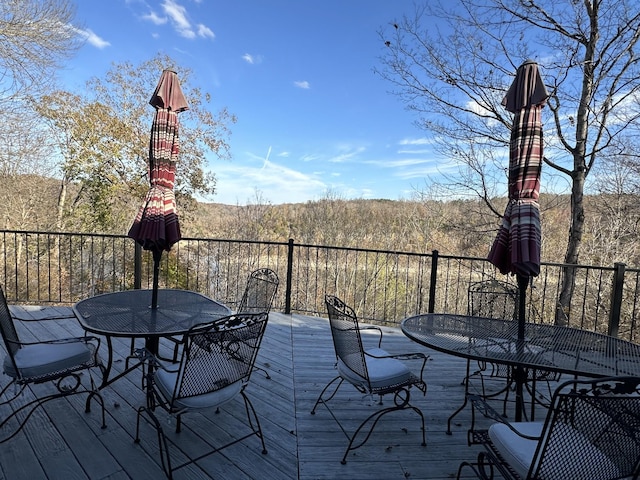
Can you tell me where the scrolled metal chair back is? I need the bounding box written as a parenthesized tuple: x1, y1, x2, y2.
(237, 268, 279, 314)
(324, 295, 368, 383)
(533, 377, 640, 479)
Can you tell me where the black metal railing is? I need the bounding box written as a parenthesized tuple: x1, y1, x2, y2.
(1, 229, 638, 343)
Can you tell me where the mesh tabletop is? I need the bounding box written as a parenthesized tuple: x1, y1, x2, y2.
(402, 313, 640, 378)
(74, 289, 231, 338)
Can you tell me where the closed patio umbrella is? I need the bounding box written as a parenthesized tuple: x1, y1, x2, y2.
(487, 60, 548, 420)
(128, 69, 189, 309)
(488, 60, 548, 319)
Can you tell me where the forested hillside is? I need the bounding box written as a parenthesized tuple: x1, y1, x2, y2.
(2, 174, 639, 269)
(193, 192, 639, 269)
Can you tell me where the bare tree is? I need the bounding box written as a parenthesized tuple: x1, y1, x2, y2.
(0, 0, 80, 108)
(0, 0, 81, 227)
(377, 0, 640, 325)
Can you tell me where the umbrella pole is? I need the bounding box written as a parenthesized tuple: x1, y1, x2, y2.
(516, 274, 528, 340)
(151, 249, 163, 309)
(514, 274, 529, 421)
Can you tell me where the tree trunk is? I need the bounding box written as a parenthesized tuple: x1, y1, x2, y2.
(555, 166, 586, 325)
(56, 178, 67, 231)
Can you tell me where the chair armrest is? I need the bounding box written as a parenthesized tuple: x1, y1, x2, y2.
(359, 325, 383, 348)
(468, 394, 540, 440)
(146, 353, 180, 373)
(365, 350, 430, 381)
(19, 335, 101, 349)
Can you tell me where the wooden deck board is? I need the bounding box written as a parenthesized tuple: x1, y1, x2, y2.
(0, 306, 509, 479)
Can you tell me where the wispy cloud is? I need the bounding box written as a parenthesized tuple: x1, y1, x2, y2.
(399, 137, 433, 146)
(142, 11, 167, 25)
(196, 24, 215, 39)
(366, 158, 432, 168)
(328, 146, 366, 163)
(141, 0, 214, 40)
(294, 80, 310, 89)
(211, 156, 326, 204)
(398, 148, 432, 154)
(242, 53, 263, 65)
(162, 0, 194, 38)
(74, 27, 110, 49)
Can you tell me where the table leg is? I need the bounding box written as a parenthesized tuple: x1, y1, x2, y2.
(514, 365, 525, 422)
(447, 359, 471, 434)
(86, 335, 147, 413)
(144, 336, 160, 409)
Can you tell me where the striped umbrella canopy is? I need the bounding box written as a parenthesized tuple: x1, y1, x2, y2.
(488, 60, 548, 280)
(487, 60, 548, 421)
(128, 69, 188, 308)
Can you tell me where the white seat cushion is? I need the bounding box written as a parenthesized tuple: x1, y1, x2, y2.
(3, 341, 94, 380)
(338, 347, 412, 390)
(154, 361, 243, 410)
(489, 421, 621, 479)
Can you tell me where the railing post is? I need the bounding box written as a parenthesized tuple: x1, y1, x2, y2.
(284, 238, 294, 314)
(608, 262, 625, 338)
(428, 250, 439, 313)
(134, 242, 142, 290)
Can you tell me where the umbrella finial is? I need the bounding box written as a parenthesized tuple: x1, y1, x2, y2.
(149, 70, 189, 112)
(502, 61, 548, 112)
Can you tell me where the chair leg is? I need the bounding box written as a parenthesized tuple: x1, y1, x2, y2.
(340, 391, 425, 464)
(0, 380, 25, 406)
(310, 376, 344, 414)
(253, 364, 271, 380)
(0, 385, 106, 443)
(241, 391, 268, 454)
(135, 405, 174, 479)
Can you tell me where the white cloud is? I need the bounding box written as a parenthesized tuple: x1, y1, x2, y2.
(142, 11, 167, 25)
(300, 153, 321, 162)
(242, 53, 255, 64)
(328, 146, 366, 163)
(210, 157, 327, 204)
(399, 137, 432, 146)
(74, 27, 110, 49)
(197, 24, 215, 39)
(140, 1, 214, 41)
(398, 148, 431, 155)
(162, 0, 195, 38)
(294, 80, 310, 89)
(366, 158, 432, 168)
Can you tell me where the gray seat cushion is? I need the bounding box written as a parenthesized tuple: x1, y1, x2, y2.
(154, 359, 243, 410)
(489, 421, 621, 479)
(3, 341, 94, 380)
(338, 347, 412, 390)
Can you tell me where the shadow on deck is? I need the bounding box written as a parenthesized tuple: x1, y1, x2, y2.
(1, 306, 497, 480)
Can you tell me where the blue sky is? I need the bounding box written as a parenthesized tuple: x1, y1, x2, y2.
(65, 0, 451, 205)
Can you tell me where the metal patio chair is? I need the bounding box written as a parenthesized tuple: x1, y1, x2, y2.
(148, 268, 278, 371)
(237, 268, 279, 315)
(135, 312, 269, 479)
(311, 295, 428, 464)
(235, 268, 278, 379)
(467, 280, 558, 416)
(458, 376, 640, 480)
(0, 285, 106, 443)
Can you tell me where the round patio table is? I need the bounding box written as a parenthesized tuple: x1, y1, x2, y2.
(74, 289, 231, 388)
(402, 313, 640, 424)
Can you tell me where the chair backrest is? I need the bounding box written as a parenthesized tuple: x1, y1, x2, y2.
(468, 279, 518, 320)
(172, 312, 269, 402)
(237, 268, 279, 314)
(531, 376, 640, 479)
(324, 295, 369, 383)
(0, 285, 21, 370)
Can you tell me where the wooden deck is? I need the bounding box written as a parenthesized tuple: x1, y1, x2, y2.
(0, 306, 503, 480)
